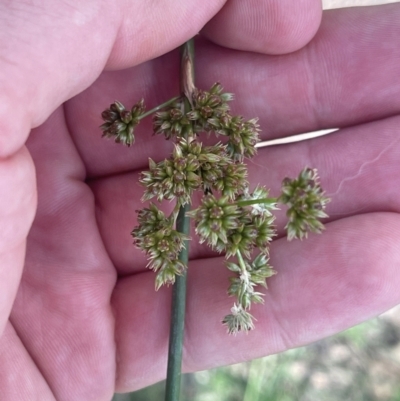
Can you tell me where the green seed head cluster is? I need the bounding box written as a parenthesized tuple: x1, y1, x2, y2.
(100, 100, 145, 146)
(227, 255, 276, 310)
(101, 82, 330, 334)
(189, 193, 277, 258)
(131, 204, 188, 289)
(152, 83, 233, 140)
(188, 188, 278, 333)
(140, 144, 202, 206)
(140, 138, 249, 206)
(222, 254, 276, 333)
(280, 168, 330, 240)
(187, 82, 233, 132)
(204, 162, 248, 199)
(153, 100, 191, 139)
(151, 83, 260, 163)
(187, 194, 241, 252)
(221, 304, 255, 334)
(189, 84, 260, 162)
(217, 115, 260, 161)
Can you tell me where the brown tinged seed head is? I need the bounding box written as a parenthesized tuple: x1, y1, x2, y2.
(196, 144, 248, 197)
(100, 99, 145, 146)
(153, 99, 191, 139)
(189, 83, 233, 133)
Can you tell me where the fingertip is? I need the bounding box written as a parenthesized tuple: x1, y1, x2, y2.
(202, 0, 323, 55)
(105, 0, 227, 69)
(0, 95, 30, 158)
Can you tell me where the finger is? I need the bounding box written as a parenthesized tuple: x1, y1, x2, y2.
(201, 0, 322, 54)
(197, 4, 400, 137)
(10, 109, 117, 400)
(66, 4, 400, 178)
(112, 212, 400, 391)
(0, 0, 227, 157)
(90, 114, 400, 275)
(245, 115, 400, 230)
(0, 323, 56, 400)
(0, 148, 36, 335)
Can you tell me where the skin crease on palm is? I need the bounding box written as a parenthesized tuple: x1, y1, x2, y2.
(0, 0, 400, 399)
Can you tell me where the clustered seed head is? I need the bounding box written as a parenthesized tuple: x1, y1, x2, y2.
(249, 253, 277, 286)
(203, 162, 248, 199)
(100, 100, 145, 146)
(187, 194, 241, 252)
(189, 190, 276, 260)
(153, 84, 260, 163)
(228, 213, 276, 258)
(131, 204, 188, 289)
(188, 187, 280, 334)
(140, 152, 201, 206)
(222, 253, 276, 334)
(196, 142, 248, 198)
(140, 138, 249, 205)
(221, 304, 255, 334)
(188, 85, 260, 161)
(226, 254, 276, 310)
(153, 99, 191, 139)
(216, 115, 260, 161)
(187, 82, 234, 133)
(280, 167, 330, 240)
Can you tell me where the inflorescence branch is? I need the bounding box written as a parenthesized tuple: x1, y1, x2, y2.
(100, 82, 330, 334)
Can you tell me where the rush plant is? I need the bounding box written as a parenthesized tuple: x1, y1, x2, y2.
(100, 39, 329, 401)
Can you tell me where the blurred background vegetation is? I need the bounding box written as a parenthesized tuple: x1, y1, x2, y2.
(113, 306, 400, 401)
(113, 0, 399, 400)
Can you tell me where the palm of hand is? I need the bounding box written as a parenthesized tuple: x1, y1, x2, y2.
(1, 4, 400, 401)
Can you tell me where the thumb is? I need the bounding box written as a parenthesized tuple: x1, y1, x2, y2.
(0, 0, 227, 157)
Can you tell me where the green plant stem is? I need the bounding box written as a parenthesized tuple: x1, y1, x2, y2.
(236, 250, 251, 287)
(236, 249, 247, 272)
(165, 204, 190, 401)
(236, 197, 278, 207)
(164, 38, 195, 401)
(140, 96, 180, 119)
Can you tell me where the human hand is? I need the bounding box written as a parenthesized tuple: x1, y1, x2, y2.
(1, 1, 400, 400)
